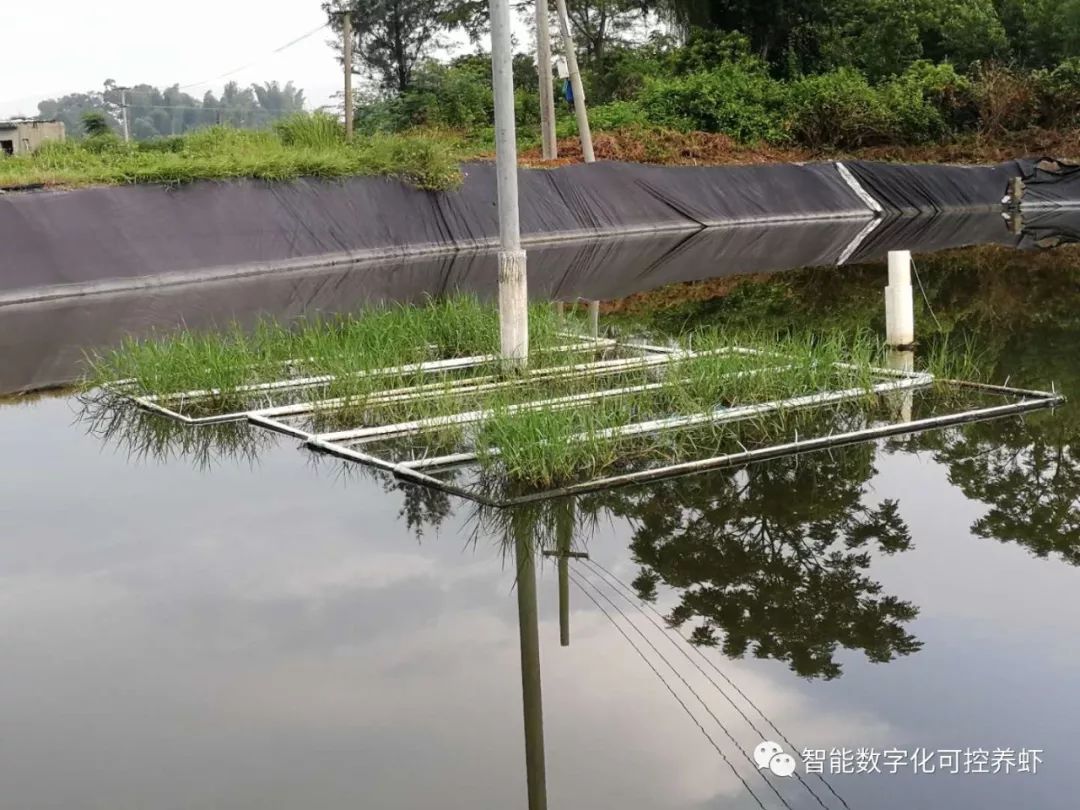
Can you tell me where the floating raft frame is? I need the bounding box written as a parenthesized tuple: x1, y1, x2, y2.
(107, 336, 1065, 508)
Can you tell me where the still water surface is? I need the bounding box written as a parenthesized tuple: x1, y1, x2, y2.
(1, 239, 1077, 809)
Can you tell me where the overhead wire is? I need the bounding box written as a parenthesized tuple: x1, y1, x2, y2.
(567, 569, 772, 810)
(582, 558, 849, 810)
(177, 22, 330, 91)
(570, 569, 796, 810)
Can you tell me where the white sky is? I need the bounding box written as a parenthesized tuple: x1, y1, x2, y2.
(1, 1, 358, 118)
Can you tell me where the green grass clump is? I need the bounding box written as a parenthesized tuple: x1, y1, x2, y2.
(86, 303, 985, 490)
(0, 116, 463, 191)
(85, 296, 568, 414)
(470, 327, 896, 487)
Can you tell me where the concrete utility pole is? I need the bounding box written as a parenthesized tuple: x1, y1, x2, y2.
(490, 0, 529, 363)
(513, 518, 548, 810)
(342, 10, 355, 140)
(119, 87, 130, 143)
(535, 0, 558, 160)
(553, 0, 594, 163)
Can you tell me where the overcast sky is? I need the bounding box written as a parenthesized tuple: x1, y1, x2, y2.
(1, 1, 362, 118)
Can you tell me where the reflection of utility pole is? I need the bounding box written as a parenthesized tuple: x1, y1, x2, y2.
(553, 0, 594, 162)
(535, 0, 557, 159)
(544, 502, 590, 648)
(342, 10, 354, 141)
(513, 518, 547, 810)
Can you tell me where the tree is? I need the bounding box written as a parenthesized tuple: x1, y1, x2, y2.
(80, 110, 112, 138)
(564, 0, 651, 64)
(325, 0, 454, 94)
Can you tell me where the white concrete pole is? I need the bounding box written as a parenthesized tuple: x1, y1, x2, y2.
(535, 0, 557, 160)
(553, 0, 594, 163)
(343, 11, 354, 141)
(588, 299, 599, 339)
(120, 88, 130, 143)
(885, 250, 914, 348)
(490, 0, 529, 364)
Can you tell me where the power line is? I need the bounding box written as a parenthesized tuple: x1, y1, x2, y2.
(567, 569, 771, 810)
(582, 559, 841, 810)
(177, 22, 330, 91)
(584, 558, 853, 810)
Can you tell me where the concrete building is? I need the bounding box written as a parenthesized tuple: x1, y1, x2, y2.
(0, 119, 66, 156)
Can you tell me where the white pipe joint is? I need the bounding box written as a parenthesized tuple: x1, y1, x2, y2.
(885, 250, 915, 347)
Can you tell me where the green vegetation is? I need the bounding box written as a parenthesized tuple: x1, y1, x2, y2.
(367, 38, 1080, 151)
(35, 79, 308, 142)
(0, 113, 463, 191)
(83, 295, 982, 488)
(86, 296, 561, 405)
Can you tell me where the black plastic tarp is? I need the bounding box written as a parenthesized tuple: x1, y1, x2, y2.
(843, 160, 1023, 215)
(0, 211, 1038, 395)
(0, 160, 874, 304)
(1016, 159, 1080, 208)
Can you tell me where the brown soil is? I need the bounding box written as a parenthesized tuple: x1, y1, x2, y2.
(517, 127, 1080, 168)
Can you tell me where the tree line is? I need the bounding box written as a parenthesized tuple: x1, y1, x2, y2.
(37, 80, 306, 140)
(328, 0, 1079, 96)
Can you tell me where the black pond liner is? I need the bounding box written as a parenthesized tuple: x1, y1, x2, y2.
(3, 158, 1079, 395)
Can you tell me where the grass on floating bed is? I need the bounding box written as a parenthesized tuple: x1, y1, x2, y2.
(84, 297, 570, 415)
(470, 328, 987, 487)
(86, 297, 988, 487)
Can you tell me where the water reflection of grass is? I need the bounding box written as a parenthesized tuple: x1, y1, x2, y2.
(77, 389, 274, 469)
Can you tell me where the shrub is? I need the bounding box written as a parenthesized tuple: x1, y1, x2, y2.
(359, 133, 462, 191)
(638, 63, 788, 143)
(786, 68, 892, 147)
(1034, 58, 1080, 128)
(273, 111, 345, 148)
(80, 110, 111, 138)
(877, 62, 975, 143)
(670, 29, 755, 75)
(971, 62, 1039, 135)
(583, 39, 673, 103)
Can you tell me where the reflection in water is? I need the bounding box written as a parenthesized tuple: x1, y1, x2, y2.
(76, 390, 274, 470)
(63, 244, 1080, 808)
(594, 447, 922, 680)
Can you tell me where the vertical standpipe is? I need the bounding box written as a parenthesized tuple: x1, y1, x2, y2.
(490, 0, 529, 363)
(885, 250, 915, 348)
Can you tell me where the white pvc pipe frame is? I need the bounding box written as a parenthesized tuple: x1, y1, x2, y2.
(301, 374, 1063, 507)
(106, 335, 1064, 507)
(116, 336, 619, 425)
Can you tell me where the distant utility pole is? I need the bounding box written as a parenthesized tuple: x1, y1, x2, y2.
(553, 0, 593, 162)
(535, 0, 557, 160)
(490, 0, 529, 364)
(342, 10, 354, 140)
(119, 86, 131, 143)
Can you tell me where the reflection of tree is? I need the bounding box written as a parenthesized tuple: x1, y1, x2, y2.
(892, 326, 1080, 564)
(599, 445, 922, 680)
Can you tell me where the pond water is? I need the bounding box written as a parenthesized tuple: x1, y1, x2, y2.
(1, 227, 1078, 809)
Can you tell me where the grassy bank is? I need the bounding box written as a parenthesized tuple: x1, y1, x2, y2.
(0, 114, 464, 191)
